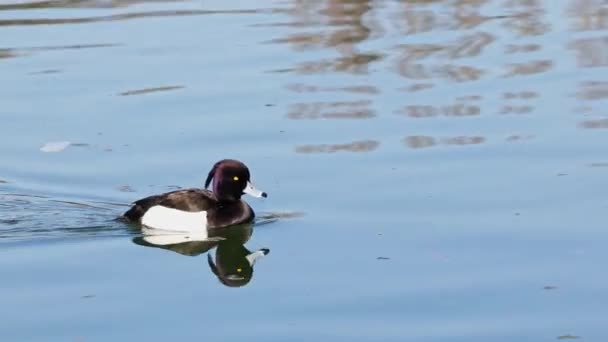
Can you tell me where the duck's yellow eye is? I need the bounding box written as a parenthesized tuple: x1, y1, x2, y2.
(236, 268, 242, 273)
(233, 176, 239, 181)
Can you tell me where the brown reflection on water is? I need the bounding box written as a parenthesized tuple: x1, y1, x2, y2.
(567, 0, 608, 31)
(395, 96, 481, 119)
(267, 0, 381, 75)
(502, 0, 550, 36)
(0, 8, 271, 27)
(503, 60, 552, 77)
(287, 83, 379, 95)
(288, 100, 375, 120)
(276, 1, 383, 152)
(262, 1, 605, 153)
(506, 134, 535, 142)
(400, 83, 434, 92)
(393, 0, 496, 86)
(295, 140, 379, 154)
(393, 1, 501, 34)
(0, 49, 15, 59)
(569, 37, 608, 68)
(577, 81, 608, 100)
(404, 136, 436, 149)
(275, 0, 564, 154)
(505, 43, 541, 54)
(403, 135, 485, 149)
(500, 91, 538, 115)
(394, 34, 490, 83)
(579, 119, 608, 129)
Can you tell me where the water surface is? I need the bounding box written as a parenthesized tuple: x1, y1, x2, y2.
(1, 0, 608, 341)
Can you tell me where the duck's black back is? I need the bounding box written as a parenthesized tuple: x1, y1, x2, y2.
(123, 189, 216, 222)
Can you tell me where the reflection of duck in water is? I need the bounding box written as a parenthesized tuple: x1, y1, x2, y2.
(208, 237, 269, 287)
(122, 159, 267, 231)
(133, 223, 270, 287)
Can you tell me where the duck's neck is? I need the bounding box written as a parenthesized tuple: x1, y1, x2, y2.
(216, 198, 241, 209)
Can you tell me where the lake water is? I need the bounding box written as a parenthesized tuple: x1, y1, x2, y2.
(1, 0, 608, 340)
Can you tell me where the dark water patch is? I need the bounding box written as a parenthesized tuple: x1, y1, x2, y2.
(589, 162, 608, 167)
(47, 199, 114, 210)
(0, 219, 20, 225)
(257, 211, 304, 222)
(2, 193, 49, 199)
(0, 8, 277, 27)
(0, 0, 188, 11)
(119, 85, 184, 96)
(116, 185, 136, 193)
(89, 200, 131, 207)
(5, 44, 120, 59)
(18, 43, 119, 51)
(29, 69, 62, 75)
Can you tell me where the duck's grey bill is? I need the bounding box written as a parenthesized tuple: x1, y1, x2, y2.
(243, 181, 267, 198)
(245, 249, 269, 266)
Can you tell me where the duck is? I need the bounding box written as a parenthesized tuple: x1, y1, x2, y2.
(122, 159, 267, 231)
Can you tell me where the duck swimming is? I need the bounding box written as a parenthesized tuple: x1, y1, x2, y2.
(122, 159, 267, 231)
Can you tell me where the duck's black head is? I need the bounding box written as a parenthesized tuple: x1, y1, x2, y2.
(207, 241, 270, 287)
(205, 159, 267, 202)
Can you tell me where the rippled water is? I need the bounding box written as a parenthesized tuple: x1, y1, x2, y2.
(1, 0, 608, 340)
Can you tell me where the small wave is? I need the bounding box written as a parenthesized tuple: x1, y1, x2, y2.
(0, 192, 132, 243)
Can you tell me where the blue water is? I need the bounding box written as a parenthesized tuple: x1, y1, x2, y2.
(1, 0, 608, 340)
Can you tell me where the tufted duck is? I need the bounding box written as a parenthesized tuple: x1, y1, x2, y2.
(122, 159, 267, 231)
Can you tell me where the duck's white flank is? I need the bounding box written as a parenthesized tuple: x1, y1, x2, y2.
(141, 205, 207, 232)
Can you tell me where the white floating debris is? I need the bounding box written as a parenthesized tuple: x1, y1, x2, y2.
(40, 141, 71, 153)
